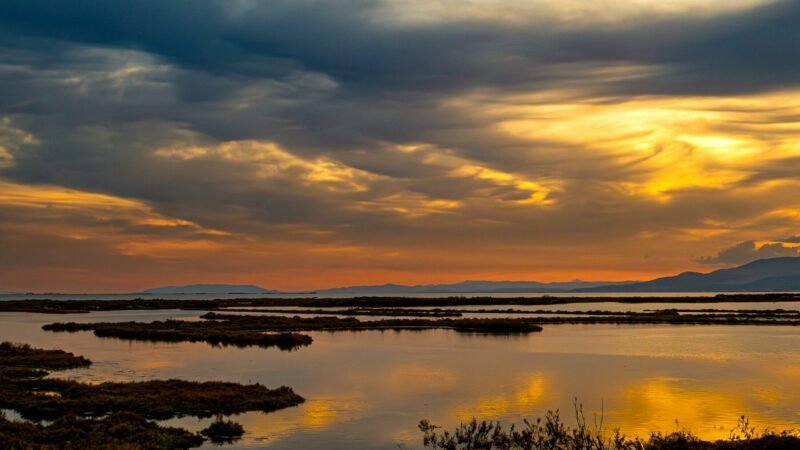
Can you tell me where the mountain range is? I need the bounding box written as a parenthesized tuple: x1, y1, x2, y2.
(576, 257, 800, 292)
(137, 280, 631, 295)
(140, 284, 277, 295)
(315, 280, 633, 295)
(137, 257, 800, 295)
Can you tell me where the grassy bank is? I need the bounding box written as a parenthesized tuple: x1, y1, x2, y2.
(0, 342, 303, 449)
(420, 409, 800, 450)
(43, 320, 314, 350)
(201, 309, 800, 326)
(3, 378, 303, 422)
(42, 315, 543, 348)
(0, 412, 204, 450)
(199, 313, 545, 332)
(219, 307, 465, 317)
(0, 341, 91, 370)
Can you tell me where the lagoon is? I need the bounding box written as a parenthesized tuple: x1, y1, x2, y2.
(2, 308, 800, 449)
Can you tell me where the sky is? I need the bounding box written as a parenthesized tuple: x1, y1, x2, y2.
(1, 0, 799, 292)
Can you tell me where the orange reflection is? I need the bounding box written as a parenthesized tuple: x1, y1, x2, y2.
(301, 398, 356, 429)
(230, 395, 364, 446)
(453, 372, 551, 421)
(615, 377, 765, 440)
(384, 364, 460, 394)
(135, 359, 184, 371)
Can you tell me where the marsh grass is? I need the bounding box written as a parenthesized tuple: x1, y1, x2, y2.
(2, 379, 303, 422)
(420, 403, 800, 450)
(0, 342, 91, 370)
(43, 320, 314, 350)
(197, 313, 544, 333)
(0, 411, 204, 450)
(45, 309, 800, 356)
(0, 342, 303, 449)
(201, 417, 245, 444)
(220, 307, 465, 317)
(42, 315, 542, 350)
(45, 306, 800, 354)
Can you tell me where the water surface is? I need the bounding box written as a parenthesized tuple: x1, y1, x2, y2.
(2, 309, 800, 449)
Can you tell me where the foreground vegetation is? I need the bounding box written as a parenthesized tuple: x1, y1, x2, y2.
(3, 378, 302, 422)
(201, 418, 245, 444)
(0, 342, 303, 449)
(0, 341, 91, 370)
(420, 407, 800, 450)
(0, 411, 203, 450)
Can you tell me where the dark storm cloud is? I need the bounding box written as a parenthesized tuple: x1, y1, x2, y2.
(0, 0, 797, 187)
(1, 0, 799, 97)
(697, 239, 800, 265)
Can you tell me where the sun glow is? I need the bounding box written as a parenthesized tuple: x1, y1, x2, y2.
(490, 90, 800, 201)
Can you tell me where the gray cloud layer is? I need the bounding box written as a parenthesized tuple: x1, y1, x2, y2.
(0, 0, 799, 289)
(697, 238, 800, 265)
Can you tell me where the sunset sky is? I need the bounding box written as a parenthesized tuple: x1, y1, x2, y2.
(1, 0, 800, 292)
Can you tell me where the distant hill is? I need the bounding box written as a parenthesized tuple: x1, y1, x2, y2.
(140, 284, 276, 295)
(317, 280, 635, 295)
(574, 257, 800, 293)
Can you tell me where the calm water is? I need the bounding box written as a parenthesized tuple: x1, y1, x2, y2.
(3, 308, 800, 448)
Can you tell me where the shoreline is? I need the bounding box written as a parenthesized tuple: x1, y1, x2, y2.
(0, 293, 799, 314)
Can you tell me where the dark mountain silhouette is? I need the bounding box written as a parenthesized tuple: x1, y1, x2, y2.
(574, 257, 800, 292)
(317, 280, 634, 295)
(139, 280, 634, 296)
(141, 284, 276, 295)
